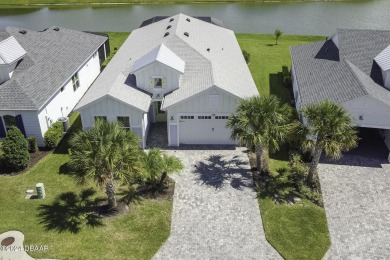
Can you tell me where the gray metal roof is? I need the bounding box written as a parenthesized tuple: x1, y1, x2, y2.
(0, 36, 27, 65)
(291, 29, 390, 107)
(375, 45, 390, 71)
(130, 43, 185, 74)
(76, 13, 258, 112)
(0, 26, 107, 110)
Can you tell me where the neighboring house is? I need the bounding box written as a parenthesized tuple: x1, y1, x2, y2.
(75, 14, 258, 148)
(0, 26, 109, 146)
(291, 28, 390, 155)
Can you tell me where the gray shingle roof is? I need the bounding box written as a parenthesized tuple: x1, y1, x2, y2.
(291, 29, 390, 107)
(76, 13, 258, 112)
(0, 26, 107, 110)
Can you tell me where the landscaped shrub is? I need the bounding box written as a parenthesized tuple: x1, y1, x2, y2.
(288, 153, 324, 206)
(282, 65, 291, 86)
(288, 153, 307, 184)
(242, 50, 251, 64)
(0, 140, 3, 159)
(2, 127, 30, 171)
(44, 122, 64, 149)
(28, 136, 38, 153)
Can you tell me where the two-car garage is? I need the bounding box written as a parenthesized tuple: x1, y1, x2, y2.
(169, 114, 236, 146)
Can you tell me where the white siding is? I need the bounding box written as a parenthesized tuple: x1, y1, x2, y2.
(382, 69, 390, 90)
(291, 63, 302, 111)
(133, 62, 181, 96)
(343, 95, 390, 129)
(166, 87, 238, 146)
(0, 111, 42, 144)
(331, 32, 339, 49)
(37, 51, 101, 135)
(166, 87, 238, 124)
(78, 96, 144, 129)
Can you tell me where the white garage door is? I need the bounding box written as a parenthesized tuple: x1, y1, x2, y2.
(179, 115, 236, 145)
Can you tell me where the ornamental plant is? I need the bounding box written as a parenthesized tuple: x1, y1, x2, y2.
(3, 127, 30, 171)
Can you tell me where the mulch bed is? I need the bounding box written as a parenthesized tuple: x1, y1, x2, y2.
(96, 178, 175, 220)
(0, 148, 52, 176)
(138, 177, 175, 201)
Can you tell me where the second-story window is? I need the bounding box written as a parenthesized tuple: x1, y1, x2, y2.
(72, 73, 80, 91)
(154, 78, 162, 88)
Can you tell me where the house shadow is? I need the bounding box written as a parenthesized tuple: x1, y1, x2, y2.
(269, 72, 291, 103)
(193, 154, 252, 190)
(53, 113, 82, 155)
(37, 188, 104, 234)
(320, 128, 389, 168)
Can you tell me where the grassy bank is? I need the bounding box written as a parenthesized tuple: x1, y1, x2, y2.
(0, 0, 366, 7)
(0, 113, 173, 260)
(237, 33, 331, 259)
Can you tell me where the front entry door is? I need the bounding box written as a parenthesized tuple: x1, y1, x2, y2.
(154, 101, 167, 122)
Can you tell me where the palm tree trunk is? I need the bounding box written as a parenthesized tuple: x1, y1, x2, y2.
(307, 145, 323, 184)
(255, 145, 269, 173)
(106, 173, 116, 209)
(159, 172, 167, 187)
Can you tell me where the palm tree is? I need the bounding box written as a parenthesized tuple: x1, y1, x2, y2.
(140, 148, 183, 189)
(300, 100, 358, 184)
(274, 29, 283, 45)
(68, 119, 141, 209)
(227, 95, 294, 173)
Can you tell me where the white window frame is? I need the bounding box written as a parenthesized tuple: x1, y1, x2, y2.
(72, 72, 80, 91)
(116, 116, 131, 130)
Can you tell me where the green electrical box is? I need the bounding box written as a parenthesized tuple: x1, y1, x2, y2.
(36, 183, 46, 199)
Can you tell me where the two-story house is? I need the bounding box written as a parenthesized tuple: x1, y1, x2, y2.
(75, 14, 258, 148)
(0, 26, 108, 146)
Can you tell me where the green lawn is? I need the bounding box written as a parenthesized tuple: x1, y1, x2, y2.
(0, 113, 172, 260)
(0, 0, 362, 7)
(238, 33, 331, 260)
(237, 34, 325, 99)
(0, 32, 329, 260)
(102, 32, 129, 68)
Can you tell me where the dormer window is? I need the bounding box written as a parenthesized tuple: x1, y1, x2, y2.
(150, 77, 166, 89)
(154, 78, 162, 88)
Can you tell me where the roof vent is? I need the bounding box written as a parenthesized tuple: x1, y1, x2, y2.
(184, 32, 189, 37)
(53, 27, 59, 31)
(19, 30, 27, 35)
(207, 48, 210, 52)
(166, 25, 171, 30)
(186, 18, 191, 22)
(169, 18, 174, 22)
(164, 32, 170, 37)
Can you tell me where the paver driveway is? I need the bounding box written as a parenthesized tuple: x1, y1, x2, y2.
(319, 155, 390, 259)
(153, 147, 281, 260)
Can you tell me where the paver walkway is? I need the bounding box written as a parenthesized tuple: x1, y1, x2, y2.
(153, 148, 281, 260)
(319, 155, 390, 259)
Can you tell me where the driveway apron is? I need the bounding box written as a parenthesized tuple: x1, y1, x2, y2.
(153, 148, 282, 260)
(319, 155, 390, 259)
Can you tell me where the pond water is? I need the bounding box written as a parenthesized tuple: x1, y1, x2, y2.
(0, 0, 389, 35)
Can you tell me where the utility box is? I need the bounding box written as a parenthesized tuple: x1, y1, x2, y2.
(36, 183, 46, 199)
(58, 117, 70, 132)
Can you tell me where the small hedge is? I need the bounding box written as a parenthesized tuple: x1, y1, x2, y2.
(2, 127, 30, 171)
(242, 50, 251, 64)
(44, 122, 64, 149)
(28, 136, 38, 153)
(282, 65, 291, 86)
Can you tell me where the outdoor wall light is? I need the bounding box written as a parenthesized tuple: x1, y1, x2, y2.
(359, 115, 364, 120)
(170, 116, 174, 121)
